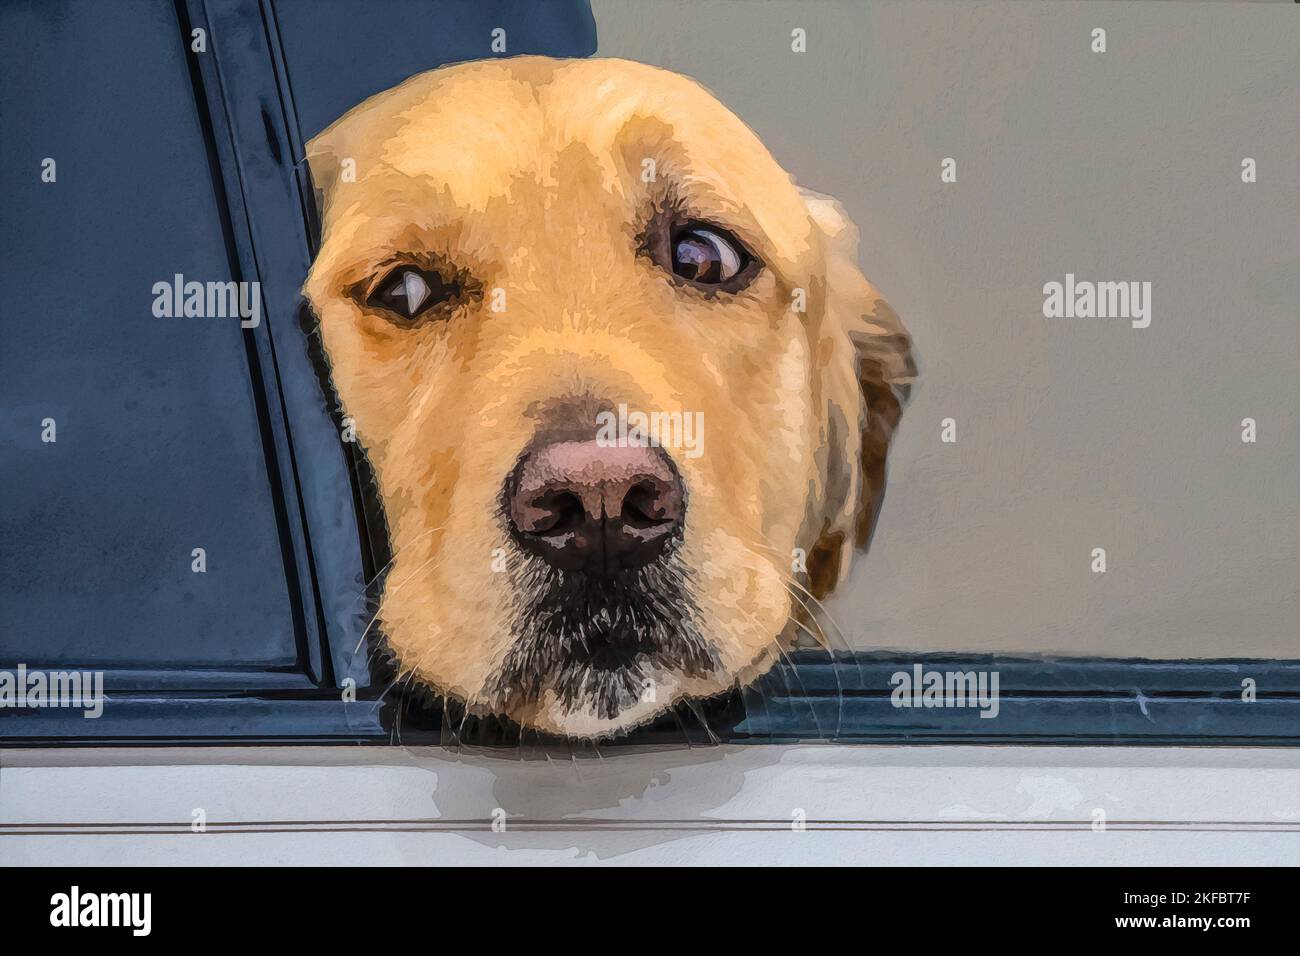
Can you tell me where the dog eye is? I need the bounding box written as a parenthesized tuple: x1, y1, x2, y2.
(369, 266, 458, 320)
(671, 224, 749, 285)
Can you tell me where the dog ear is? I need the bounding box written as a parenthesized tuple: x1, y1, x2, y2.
(304, 134, 342, 229)
(802, 190, 916, 598)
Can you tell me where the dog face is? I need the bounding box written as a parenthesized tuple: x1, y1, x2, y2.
(303, 57, 913, 737)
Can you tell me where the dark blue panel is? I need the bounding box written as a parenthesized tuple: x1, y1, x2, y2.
(0, 0, 299, 669)
(270, 0, 598, 141)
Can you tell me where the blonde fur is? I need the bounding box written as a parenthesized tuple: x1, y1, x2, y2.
(303, 57, 913, 737)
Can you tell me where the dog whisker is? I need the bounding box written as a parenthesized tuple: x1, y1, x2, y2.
(681, 698, 721, 746)
(352, 548, 443, 656)
(783, 604, 829, 649)
(743, 531, 853, 640)
(667, 706, 696, 750)
(759, 631, 830, 741)
(739, 528, 861, 699)
(749, 546, 854, 736)
(723, 544, 836, 739)
(489, 543, 717, 728)
(341, 526, 446, 683)
(376, 658, 431, 709)
(362, 525, 443, 593)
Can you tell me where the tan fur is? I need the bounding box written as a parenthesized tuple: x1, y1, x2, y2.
(303, 57, 914, 738)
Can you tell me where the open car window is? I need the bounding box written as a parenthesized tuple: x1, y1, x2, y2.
(2, 0, 1296, 749)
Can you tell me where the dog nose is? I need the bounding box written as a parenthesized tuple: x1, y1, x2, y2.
(506, 439, 684, 574)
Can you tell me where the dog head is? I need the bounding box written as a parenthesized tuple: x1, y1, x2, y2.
(303, 57, 914, 737)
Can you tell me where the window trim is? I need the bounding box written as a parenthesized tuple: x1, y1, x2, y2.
(729, 653, 1300, 746)
(183, 0, 369, 692)
(4, 652, 1298, 746)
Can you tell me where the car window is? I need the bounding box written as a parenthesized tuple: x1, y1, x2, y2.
(0, 0, 298, 670)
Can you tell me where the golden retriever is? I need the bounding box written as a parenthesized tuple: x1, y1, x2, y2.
(302, 56, 914, 738)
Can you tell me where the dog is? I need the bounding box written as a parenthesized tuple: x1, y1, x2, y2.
(302, 57, 914, 738)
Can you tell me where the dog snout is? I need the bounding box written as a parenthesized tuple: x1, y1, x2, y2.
(506, 439, 684, 574)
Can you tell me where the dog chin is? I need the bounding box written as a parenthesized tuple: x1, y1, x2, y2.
(485, 549, 721, 737)
(520, 681, 693, 738)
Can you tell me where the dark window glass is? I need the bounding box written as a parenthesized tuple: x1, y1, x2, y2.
(0, 1, 298, 668)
